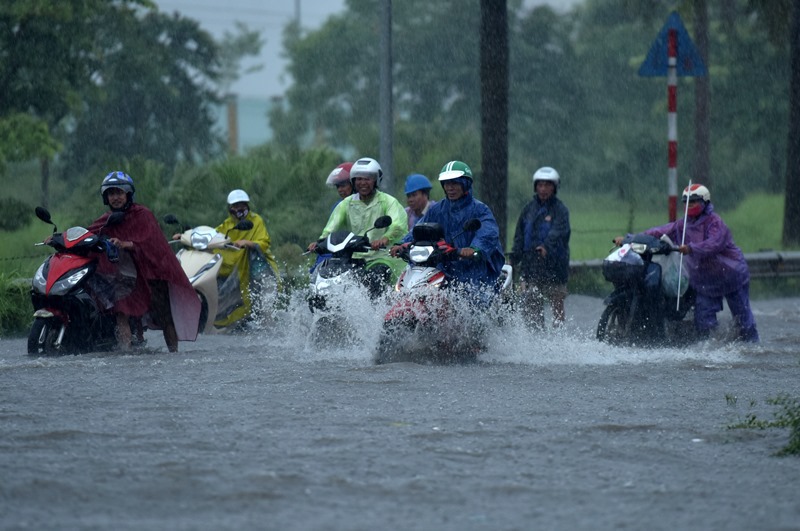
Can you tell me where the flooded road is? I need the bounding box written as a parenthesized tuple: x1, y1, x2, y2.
(2, 294, 799, 530)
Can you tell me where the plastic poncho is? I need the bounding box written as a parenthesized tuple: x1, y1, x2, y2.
(214, 211, 280, 327)
(320, 190, 408, 265)
(643, 203, 749, 298)
(511, 194, 571, 284)
(88, 203, 201, 342)
(401, 191, 505, 290)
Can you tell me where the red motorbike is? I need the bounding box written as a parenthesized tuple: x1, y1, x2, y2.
(28, 207, 133, 355)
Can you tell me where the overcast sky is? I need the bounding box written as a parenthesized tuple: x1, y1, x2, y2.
(154, 0, 578, 99)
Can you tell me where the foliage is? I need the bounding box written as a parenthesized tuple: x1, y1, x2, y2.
(60, 7, 223, 175)
(217, 21, 264, 96)
(269, 0, 792, 213)
(0, 113, 61, 171)
(0, 0, 231, 205)
(728, 394, 800, 456)
(0, 273, 32, 338)
(0, 197, 34, 231)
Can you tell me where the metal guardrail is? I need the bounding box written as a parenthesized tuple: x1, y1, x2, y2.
(569, 251, 800, 279)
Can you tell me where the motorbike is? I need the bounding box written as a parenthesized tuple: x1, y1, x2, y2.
(28, 207, 133, 355)
(374, 219, 513, 365)
(164, 214, 275, 333)
(596, 232, 695, 346)
(307, 215, 394, 343)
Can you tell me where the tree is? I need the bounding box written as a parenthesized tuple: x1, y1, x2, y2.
(693, 0, 711, 189)
(0, 1, 230, 205)
(784, 0, 800, 246)
(480, 0, 509, 243)
(218, 22, 265, 97)
(61, 7, 223, 174)
(0, 0, 111, 205)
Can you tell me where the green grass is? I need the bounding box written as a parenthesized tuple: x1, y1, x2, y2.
(561, 192, 790, 260)
(727, 394, 800, 457)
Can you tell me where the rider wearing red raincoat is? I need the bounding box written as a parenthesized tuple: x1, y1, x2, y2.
(89, 171, 200, 351)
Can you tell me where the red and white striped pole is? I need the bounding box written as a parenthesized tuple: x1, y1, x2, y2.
(667, 28, 678, 221)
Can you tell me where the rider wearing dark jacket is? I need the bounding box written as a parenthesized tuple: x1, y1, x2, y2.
(394, 160, 505, 299)
(511, 166, 571, 328)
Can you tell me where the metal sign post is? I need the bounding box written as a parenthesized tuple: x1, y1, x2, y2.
(639, 11, 707, 221)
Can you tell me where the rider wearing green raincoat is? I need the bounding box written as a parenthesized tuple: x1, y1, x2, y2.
(310, 157, 408, 297)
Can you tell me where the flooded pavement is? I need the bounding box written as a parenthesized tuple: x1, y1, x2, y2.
(1, 295, 799, 530)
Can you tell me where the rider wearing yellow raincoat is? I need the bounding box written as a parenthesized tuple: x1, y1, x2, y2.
(215, 189, 280, 327)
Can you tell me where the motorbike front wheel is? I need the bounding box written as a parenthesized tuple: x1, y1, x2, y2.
(27, 317, 64, 356)
(596, 304, 630, 344)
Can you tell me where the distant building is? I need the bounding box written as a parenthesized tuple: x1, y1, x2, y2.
(215, 95, 278, 152)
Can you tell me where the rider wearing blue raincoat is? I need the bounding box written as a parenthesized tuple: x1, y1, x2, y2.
(395, 160, 505, 298)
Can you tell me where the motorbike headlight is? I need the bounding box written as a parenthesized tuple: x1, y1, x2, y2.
(410, 246, 434, 263)
(630, 243, 648, 255)
(50, 266, 90, 296)
(32, 264, 47, 294)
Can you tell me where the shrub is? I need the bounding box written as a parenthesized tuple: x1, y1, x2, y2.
(0, 273, 32, 337)
(0, 197, 33, 231)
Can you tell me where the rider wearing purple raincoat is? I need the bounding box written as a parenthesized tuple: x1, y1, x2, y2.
(642, 184, 758, 342)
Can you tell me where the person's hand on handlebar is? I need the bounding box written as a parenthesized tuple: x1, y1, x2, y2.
(390, 243, 408, 257)
(371, 237, 389, 251)
(458, 247, 475, 259)
(612, 236, 625, 246)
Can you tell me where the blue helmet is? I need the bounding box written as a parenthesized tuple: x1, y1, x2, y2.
(404, 173, 433, 196)
(101, 171, 135, 206)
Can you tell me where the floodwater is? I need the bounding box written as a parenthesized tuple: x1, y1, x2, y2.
(1, 292, 799, 531)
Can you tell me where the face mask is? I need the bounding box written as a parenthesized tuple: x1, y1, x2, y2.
(686, 202, 704, 217)
(230, 207, 248, 220)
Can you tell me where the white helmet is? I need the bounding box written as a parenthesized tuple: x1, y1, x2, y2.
(350, 157, 383, 187)
(532, 167, 560, 190)
(682, 183, 710, 202)
(227, 189, 250, 205)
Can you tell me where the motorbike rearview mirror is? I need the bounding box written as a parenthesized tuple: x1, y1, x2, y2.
(447, 218, 482, 244)
(463, 219, 481, 232)
(373, 216, 392, 230)
(163, 214, 180, 225)
(106, 212, 125, 227)
(35, 206, 53, 225)
(35, 206, 57, 233)
(226, 219, 254, 238)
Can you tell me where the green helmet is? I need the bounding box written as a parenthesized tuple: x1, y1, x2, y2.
(438, 160, 473, 182)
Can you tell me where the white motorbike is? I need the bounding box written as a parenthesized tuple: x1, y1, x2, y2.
(164, 214, 261, 333)
(307, 215, 393, 344)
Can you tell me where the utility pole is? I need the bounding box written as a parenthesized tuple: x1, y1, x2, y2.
(379, 0, 394, 192)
